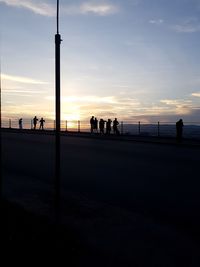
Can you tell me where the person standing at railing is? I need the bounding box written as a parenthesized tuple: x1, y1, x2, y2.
(176, 119, 184, 142)
(39, 117, 45, 130)
(94, 117, 98, 133)
(99, 119, 106, 135)
(90, 116, 95, 133)
(113, 118, 120, 135)
(19, 118, 23, 129)
(33, 116, 38, 130)
(106, 119, 112, 135)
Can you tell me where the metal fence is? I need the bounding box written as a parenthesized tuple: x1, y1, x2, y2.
(1, 118, 200, 139)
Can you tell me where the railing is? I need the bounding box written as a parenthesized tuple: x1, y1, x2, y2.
(1, 118, 200, 139)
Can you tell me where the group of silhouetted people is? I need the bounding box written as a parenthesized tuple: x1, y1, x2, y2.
(33, 116, 45, 130)
(18, 116, 45, 130)
(89, 116, 184, 140)
(18, 115, 184, 141)
(90, 116, 120, 135)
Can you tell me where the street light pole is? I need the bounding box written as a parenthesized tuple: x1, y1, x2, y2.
(0, 52, 2, 200)
(55, 0, 62, 224)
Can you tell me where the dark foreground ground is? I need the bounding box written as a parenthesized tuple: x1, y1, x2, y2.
(1, 129, 200, 266)
(1, 199, 90, 265)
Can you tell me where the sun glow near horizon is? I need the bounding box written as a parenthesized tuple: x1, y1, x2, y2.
(2, 84, 199, 124)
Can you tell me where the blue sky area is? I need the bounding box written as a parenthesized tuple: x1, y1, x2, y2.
(0, 0, 200, 123)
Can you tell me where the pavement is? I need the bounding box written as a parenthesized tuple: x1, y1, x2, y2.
(1, 128, 200, 266)
(2, 127, 200, 147)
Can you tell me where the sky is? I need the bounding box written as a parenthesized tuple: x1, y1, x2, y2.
(0, 0, 200, 123)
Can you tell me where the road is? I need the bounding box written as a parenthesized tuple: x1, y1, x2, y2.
(2, 131, 200, 265)
(2, 131, 199, 230)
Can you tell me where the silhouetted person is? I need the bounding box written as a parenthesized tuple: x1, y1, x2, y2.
(99, 119, 105, 134)
(94, 117, 98, 133)
(90, 116, 95, 133)
(33, 116, 38, 130)
(113, 118, 120, 135)
(106, 119, 112, 135)
(176, 119, 184, 142)
(19, 118, 23, 129)
(39, 117, 45, 130)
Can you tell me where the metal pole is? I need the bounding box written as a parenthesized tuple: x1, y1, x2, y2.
(158, 121, 160, 137)
(57, 0, 59, 35)
(55, 0, 62, 225)
(65, 120, 67, 131)
(78, 120, 80, 133)
(138, 121, 141, 135)
(121, 121, 124, 135)
(0, 52, 2, 199)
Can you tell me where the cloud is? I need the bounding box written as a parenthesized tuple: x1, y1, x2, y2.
(172, 18, 200, 33)
(126, 108, 200, 124)
(2, 103, 53, 119)
(149, 19, 164, 25)
(0, 0, 56, 16)
(160, 99, 193, 115)
(46, 94, 197, 120)
(46, 95, 118, 104)
(79, 2, 119, 15)
(48, 93, 180, 122)
(63, 2, 119, 16)
(46, 94, 141, 120)
(46, 94, 141, 106)
(160, 99, 192, 106)
(2, 73, 48, 85)
(191, 92, 200, 97)
(3, 89, 46, 94)
(0, 0, 119, 16)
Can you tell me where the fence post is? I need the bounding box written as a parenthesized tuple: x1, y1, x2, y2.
(121, 121, 124, 135)
(158, 121, 160, 137)
(138, 121, 140, 135)
(65, 120, 68, 132)
(9, 119, 11, 128)
(78, 120, 80, 133)
(31, 119, 33, 129)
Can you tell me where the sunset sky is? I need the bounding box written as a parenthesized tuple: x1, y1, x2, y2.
(1, 0, 200, 123)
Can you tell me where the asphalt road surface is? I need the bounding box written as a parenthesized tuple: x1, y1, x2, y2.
(3, 131, 200, 265)
(2, 131, 199, 232)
